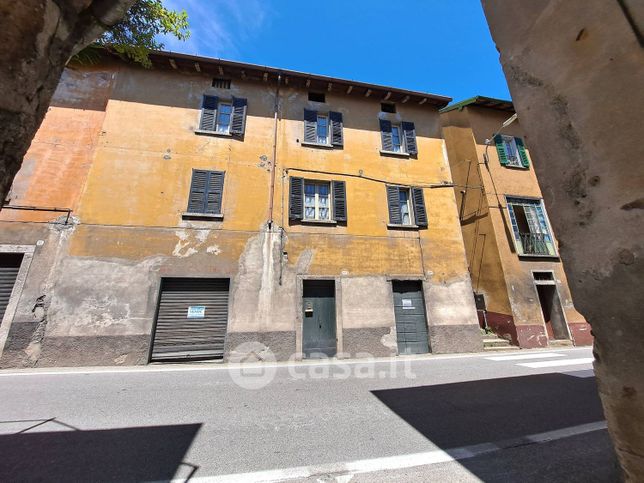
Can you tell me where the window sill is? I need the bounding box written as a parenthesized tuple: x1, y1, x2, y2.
(387, 223, 419, 230)
(517, 253, 559, 259)
(195, 129, 233, 138)
(503, 164, 530, 170)
(301, 141, 335, 149)
(181, 212, 224, 220)
(380, 149, 410, 158)
(301, 219, 338, 226)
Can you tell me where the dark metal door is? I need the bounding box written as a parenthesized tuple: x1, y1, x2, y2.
(392, 281, 430, 355)
(150, 278, 229, 362)
(302, 280, 336, 358)
(0, 254, 23, 323)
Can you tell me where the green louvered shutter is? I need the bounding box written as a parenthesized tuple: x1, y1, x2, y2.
(329, 111, 344, 146)
(402, 121, 418, 155)
(303, 109, 317, 143)
(494, 134, 508, 166)
(380, 120, 393, 152)
(199, 95, 218, 131)
(515, 137, 530, 168)
(332, 180, 347, 222)
(386, 185, 402, 224)
(411, 187, 428, 227)
(187, 170, 208, 213)
(230, 97, 247, 135)
(289, 176, 304, 220)
(206, 171, 225, 214)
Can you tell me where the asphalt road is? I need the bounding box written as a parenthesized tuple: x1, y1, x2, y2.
(0, 346, 618, 482)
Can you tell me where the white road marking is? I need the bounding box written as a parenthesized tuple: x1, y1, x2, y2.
(0, 347, 593, 378)
(518, 357, 594, 368)
(181, 421, 607, 483)
(485, 352, 565, 361)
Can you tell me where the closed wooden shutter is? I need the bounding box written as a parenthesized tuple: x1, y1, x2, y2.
(303, 109, 317, 143)
(206, 171, 225, 214)
(332, 180, 347, 222)
(380, 120, 393, 151)
(411, 187, 428, 227)
(230, 97, 247, 135)
(402, 121, 418, 155)
(0, 254, 22, 322)
(329, 111, 344, 146)
(494, 134, 508, 165)
(199, 95, 218, 131)
(187, 170, 225, 214)
(386, 185, 402, 224)
(151, 278, 230, 361)
(515, 137, 530, 168)
(289, 176, 304, 220)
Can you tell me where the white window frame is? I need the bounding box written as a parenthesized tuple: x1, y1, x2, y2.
(316, 114, 329, 145)
(391, 123, 406, 154)
(304, 181, 333, 221)
(216, 101, 233, 134)
(501, 135, 522, 167)
(398, 187, 414, 225)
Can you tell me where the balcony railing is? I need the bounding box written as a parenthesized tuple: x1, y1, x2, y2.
(519, 232, 553, 256)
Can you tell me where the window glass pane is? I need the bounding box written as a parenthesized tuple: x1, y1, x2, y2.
(217, 103, 232, 133)
(317, 116, 328, 144)
(503, 136, 520, 166)
(318, 184, 330, 220)
(391, 126, 402, 152)
(304, 183, 316, 219)
(399, 189, 411, 225)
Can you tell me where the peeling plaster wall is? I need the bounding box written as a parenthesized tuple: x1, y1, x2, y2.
(0, 61, 481, 367)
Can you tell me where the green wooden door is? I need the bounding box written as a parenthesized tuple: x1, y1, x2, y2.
(302, 280, 336, 358)
(392, 281, 430, 355)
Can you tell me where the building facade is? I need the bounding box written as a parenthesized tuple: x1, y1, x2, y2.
(441, 96, 592, 348)
(0, 52, 482, 368)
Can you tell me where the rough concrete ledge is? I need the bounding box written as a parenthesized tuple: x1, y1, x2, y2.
(342, 327, 396, 358)
(569, 322, 594, 346)
(224, 331, 296, 362)
(2, 334, 150, 368)
(516, 325, 549, 349)
(428, 324, 483, 354)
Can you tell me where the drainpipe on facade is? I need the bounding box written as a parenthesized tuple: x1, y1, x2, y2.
(267, 74, 282, 229)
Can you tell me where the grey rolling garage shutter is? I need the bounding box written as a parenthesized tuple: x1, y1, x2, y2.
(402, 121, 418, 155)
(329, 111, 343, 146)
(199, 95, 218, 131)
(411, 187, 428, 227)
(0, 254, 23, 322)
(380, 120, 393, 151)
(386, 185, 402, 225)
(289, 176, 304, 220)
(151, 278, 230, 361)
(230, 97, 247, 135)
(303, 109, 317, 143)
(332, 180, 347, 222)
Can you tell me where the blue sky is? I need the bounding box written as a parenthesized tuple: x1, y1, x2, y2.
(160, 0, 510, 104)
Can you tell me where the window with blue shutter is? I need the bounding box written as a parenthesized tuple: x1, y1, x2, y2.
(386, 185, 427, 228)
(186, 170, 225, 215)
(197, 95, 247, 137)
(289, 176, 347, 223)
(381, 119, 418, 155)
(302, 109, 343, 147)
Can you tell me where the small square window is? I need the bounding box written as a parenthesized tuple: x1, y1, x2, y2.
(308, 92, 326, 103)
(212, 78, 231, 89)
(381, 103, 396, 113)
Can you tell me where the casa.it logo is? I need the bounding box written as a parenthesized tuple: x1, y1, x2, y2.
(227, 342, 277, 389)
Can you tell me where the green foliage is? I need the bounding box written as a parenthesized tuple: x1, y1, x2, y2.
(76, 0, 190, 67)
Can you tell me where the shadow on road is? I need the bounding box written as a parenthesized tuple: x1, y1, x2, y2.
(0, 421, 201, 481)
(372, 373, 618, 481)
